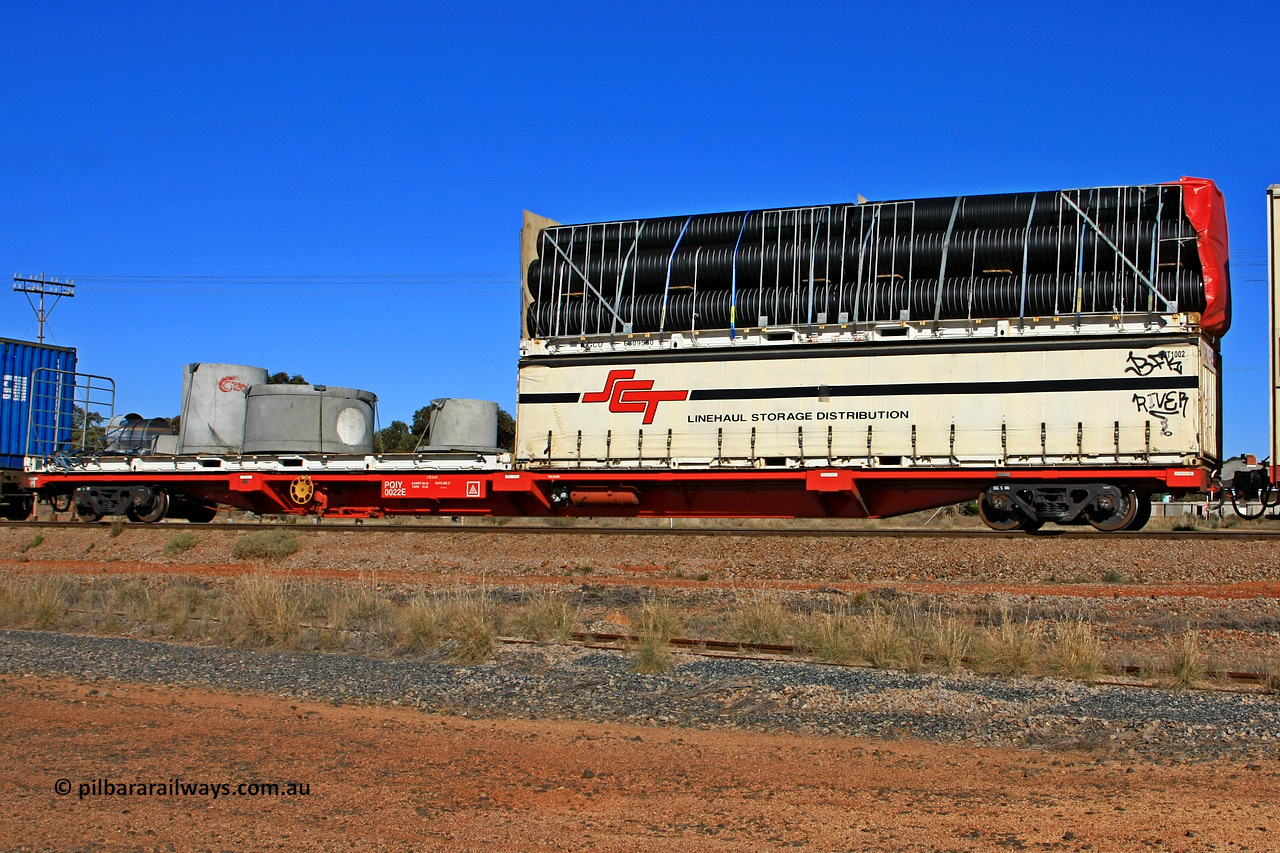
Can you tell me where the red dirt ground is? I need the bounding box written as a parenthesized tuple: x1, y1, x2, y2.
(3, 675, 1278, 852)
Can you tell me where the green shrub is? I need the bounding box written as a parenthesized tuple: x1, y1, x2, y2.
(231, 530, 299, 561)
(164, 532, 199, 557)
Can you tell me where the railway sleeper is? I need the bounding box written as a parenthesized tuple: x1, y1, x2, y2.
(981, 482, 1150, 532)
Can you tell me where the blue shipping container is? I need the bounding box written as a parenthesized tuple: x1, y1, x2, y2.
(1, 337, 77, 470)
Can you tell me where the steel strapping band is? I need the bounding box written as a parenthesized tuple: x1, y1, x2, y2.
(932, 197, 962, 323)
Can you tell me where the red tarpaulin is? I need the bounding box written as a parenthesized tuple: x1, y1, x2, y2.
(1177, 176, 1231, 336)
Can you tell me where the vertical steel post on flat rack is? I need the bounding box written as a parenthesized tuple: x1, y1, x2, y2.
(1267, 185, 1280, 485)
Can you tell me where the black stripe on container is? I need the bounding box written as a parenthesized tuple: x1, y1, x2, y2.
(518, 392, 581, 404)
(688, 375, 1198, 402)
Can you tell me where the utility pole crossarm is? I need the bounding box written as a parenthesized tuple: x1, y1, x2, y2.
(12, 272, 76, 344)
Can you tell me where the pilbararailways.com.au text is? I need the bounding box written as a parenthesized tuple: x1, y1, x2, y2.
(55, 778, 310, 800)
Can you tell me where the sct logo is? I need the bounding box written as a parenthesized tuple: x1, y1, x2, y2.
(219, 376, 250, 393)
(583, 369, 688, 425)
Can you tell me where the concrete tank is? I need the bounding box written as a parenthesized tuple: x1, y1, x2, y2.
(242, 384, 377, 455)
(427, 398, 498, 450)
(178, 363, 269, 454)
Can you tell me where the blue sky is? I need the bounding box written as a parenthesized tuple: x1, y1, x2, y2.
(2, 2, 1277, 456)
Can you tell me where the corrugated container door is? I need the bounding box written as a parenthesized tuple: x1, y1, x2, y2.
(0, 338, 78, 468)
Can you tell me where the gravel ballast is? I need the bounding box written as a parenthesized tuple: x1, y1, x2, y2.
(3, 629, 1277, 761)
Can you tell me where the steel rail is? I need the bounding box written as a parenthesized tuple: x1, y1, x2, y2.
(7, 519, 1280, 540)
(559, 631, 1275, 689)
(41, 615, 1278, 691)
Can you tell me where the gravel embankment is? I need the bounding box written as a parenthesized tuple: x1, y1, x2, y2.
(4, 629, 1277, 761)
(5, 525, 1280, 585)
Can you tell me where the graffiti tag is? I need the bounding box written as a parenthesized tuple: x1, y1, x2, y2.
(1124, 350, 1184, 377)
(1133, 390, 1189, 437)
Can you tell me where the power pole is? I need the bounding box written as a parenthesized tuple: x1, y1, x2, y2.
(12, 272, 75, 344)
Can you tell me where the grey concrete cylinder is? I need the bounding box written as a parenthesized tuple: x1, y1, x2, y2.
(242, 384, 377, 455)
(178, 363, 269, 454)
(426, 398, 499, 450)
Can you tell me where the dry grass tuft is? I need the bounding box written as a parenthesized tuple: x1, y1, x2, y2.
(230, 574, 303, 646)
(926, 613, 973, 672)
(0, 576, 24, 625)
(108, 519, 126, 538)
(978, 604, 1042, 677)
(730, 593, 790, 645)
(514, 590, 577, 642)
(631, 599, 681, 674)
(1044, 616, 1105, 683)
(810, 606, 859, 664)
(441, 587, 499, 664)
(27, 577, 74, 628)
(861, 606, 905, 668)
(1262, 642, 1280, 694)
(1163, 629, 1206, 690)
(394, 594, 446, 655)
(231, 530, 300, 562)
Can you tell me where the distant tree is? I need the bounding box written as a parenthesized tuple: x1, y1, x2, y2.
(267, 372, 308, 385)
(496, 408, 516, 452)
(71, 406, 106, 449)
(375, 419, 417, 454)
(411, 406, 432, 438)
(169, 415, 182, 435)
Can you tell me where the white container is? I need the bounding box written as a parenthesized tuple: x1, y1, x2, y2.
(178, 363, 268, 454)
(515, 334, 1219, 470)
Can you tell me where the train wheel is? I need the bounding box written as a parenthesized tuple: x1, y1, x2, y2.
(1, 497, 33, 521)
(75, 503, 103, 523)
(1124, 493, 1152, 531)
(182, 503, 217, 524)
(978, 496, 1029, 531)
(1019, 517, 1044, 532)
(1087, 488, 1141, 532)
(128, 491, 170, 524)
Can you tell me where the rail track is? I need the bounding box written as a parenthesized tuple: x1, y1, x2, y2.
(9, 519, 1280, 541)
(554, 632, 1277, 690)
(45, 608, 1280, 691)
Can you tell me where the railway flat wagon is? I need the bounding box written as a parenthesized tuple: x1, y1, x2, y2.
(22, 178, 1236, 531)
